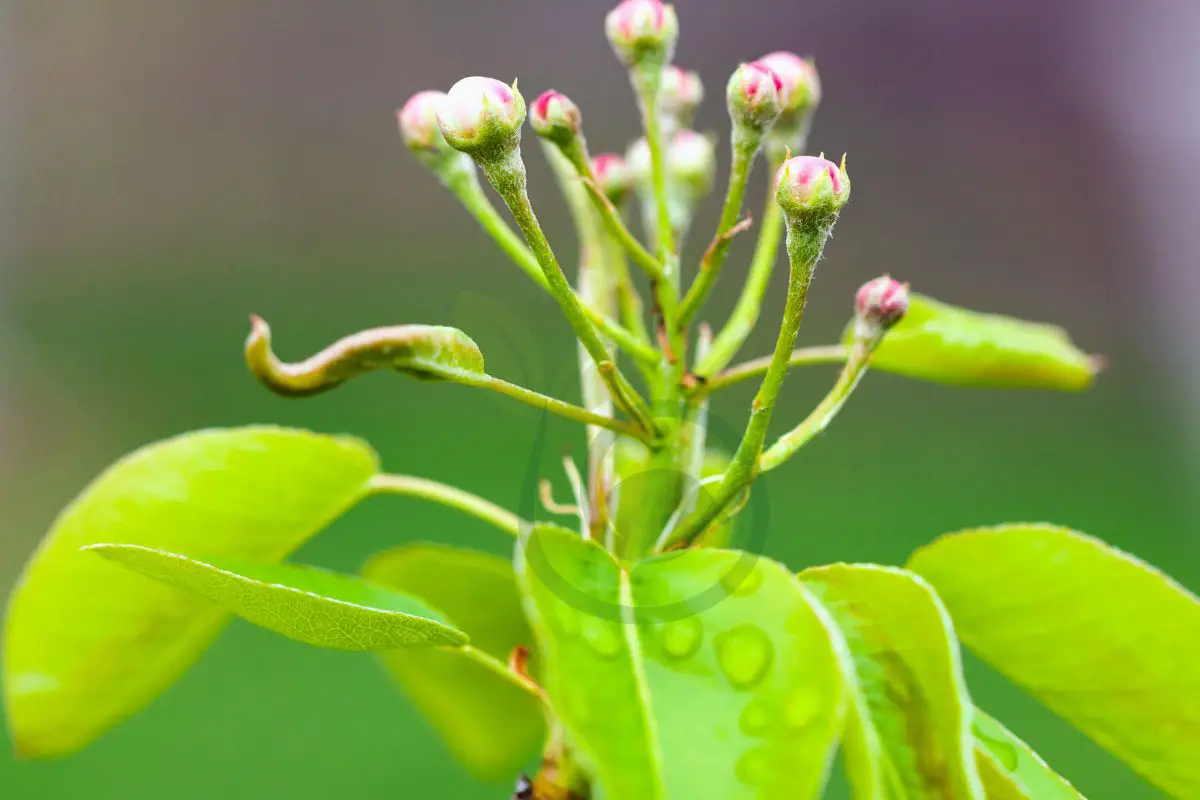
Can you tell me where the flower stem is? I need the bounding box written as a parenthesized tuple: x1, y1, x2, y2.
(758, 338, 878, 472)
(468, 373, 650, 442)
(480, 151, 657, 435)
(698, 344, 849, 395)
(678, 129, 759, 326)
(366, 473, 524, 537)
(444, 160, 657, 366)
(695, 168, 786, 376)
(664, 217, 832, 547)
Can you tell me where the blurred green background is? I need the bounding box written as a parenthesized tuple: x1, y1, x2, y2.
(2, 1, 1197, 797)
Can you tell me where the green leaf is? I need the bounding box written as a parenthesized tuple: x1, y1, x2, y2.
(246, 317, 487, 396)
(908, 525, 1200, 799)
(88, 544, 466, 649)
(517, 525, 846, 799)
(973, 708, 1084, 799)
(3, 426, 377, 758)
(800, 563, 984, 799)
(364, 544, 545, 781)
(844, 293, 1099, 391)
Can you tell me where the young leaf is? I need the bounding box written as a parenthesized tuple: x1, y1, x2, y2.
(516, 524, 846, 799)
(88, 544, 467, 650)
(908, 525, 1200, 799)
(799, 564, 985, 800)
(844, 293, 1099, 391)
(363, 544, 545, 781)
(973, 708, 1084, 799)
(246, 316, 487, 396)
(3, 426, 378, 758)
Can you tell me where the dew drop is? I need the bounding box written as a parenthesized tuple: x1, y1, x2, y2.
(738, 697, 774, 737)
(721, 564, 764, 597)
(714, 624, 774, 689)
(552, 601, 580, 637)
(735, 745, 772, 786)
(581, 615, 622, 658)
(661, 616, 703, 660)
(783, 688, 821, 730)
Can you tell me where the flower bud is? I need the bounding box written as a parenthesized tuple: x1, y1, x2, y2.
(398, 91, 452, 157)
(774, 154, 850, 219)
(605, 0, 679, 68)
(756, 51, 821, 114)
(661, 65, 703, 130)
(667, 130, 716, 196)
(530, 90, 582, 147)
(592, 152, 631, 203)
(436, 76, 526, 160)
(726, 61, 783, 135)
(855, 276, 910, 332)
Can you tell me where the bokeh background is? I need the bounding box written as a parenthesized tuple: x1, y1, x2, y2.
(3, 0, 1198, 797)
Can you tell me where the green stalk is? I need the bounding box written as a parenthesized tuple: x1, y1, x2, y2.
(664, 214, 834, 547)
(678, 128, 758, 326)
(443, 159, 657, 366)
(698, 344, 848, 396)
(759, 337, 878, 472)
(465, 374, 649, 441)
(479, 151, 656, 436)
(367, 473, 524, 537)
(696, 170, 786, 376)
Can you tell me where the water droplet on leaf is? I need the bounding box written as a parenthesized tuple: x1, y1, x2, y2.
(581, 615, 622, 658)
(735, 745, 772, 786)
(721, 564, 764, 597)
(738, 697, 774, 736)
(783, 688, 820, 730)
(661, 616, 703, 660)
(714, 624, 774, 689)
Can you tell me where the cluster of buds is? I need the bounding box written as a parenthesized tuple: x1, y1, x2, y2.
(393, 0, 900, 586)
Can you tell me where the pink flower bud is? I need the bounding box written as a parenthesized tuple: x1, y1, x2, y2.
(592, 152, 631, 202)
(855, 275, 910, 330)
(398, 91, 452, 157)
(774, 154, 850, 218)
(529, 90, 583, 147)
(605, 0, 679, 68)
(667, 130, 716, 195)
(436, 76, 526, 158)
(661, 65, 703, 128)
(726, 61, 783, 134)
(756, 51, 821, 114)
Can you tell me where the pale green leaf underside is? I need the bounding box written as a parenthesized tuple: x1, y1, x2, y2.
(89, 544, 466, 650)
(800, 563, 984, 800)
(2, 426, 378, 758)
(847, 293, 1097, 391)
(973, 708, 1084, 799)
(909, 524, 1200, 799)
(517, 525, 846, 799)
(364, 544, 545, 781)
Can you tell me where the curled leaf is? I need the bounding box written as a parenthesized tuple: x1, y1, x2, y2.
(88, 544, 467, 650)
(845, 294, 1100, 391)
(2, 426, 377, 758)
(246, 315, 486, 397)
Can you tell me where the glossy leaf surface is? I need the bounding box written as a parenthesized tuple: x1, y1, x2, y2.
(846, 294, 1098, 391)
(909, 525, 1200, 799)
(972, 709, 1083, 799)
(517, 524, 845, 799)
(800, 564, 983, 799)
(246, 317, 487, 396)
(89, 544, 466, 649)
(364, 544, 545, 780)
(3, 427, 377, 757)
